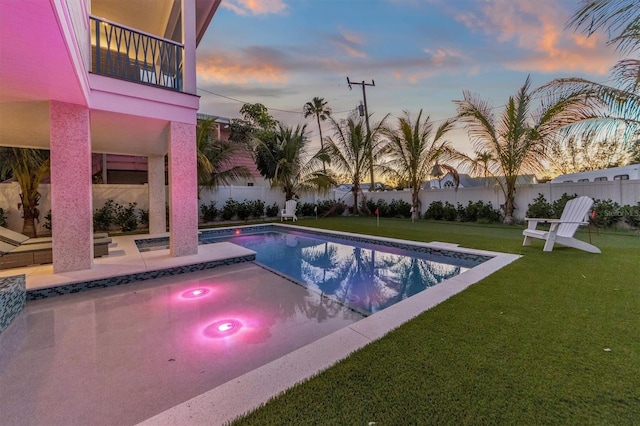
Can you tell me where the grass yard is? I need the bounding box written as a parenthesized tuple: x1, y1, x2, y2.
(231, 217, 640, 425)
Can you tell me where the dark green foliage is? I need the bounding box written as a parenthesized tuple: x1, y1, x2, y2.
(443, 201, 458, 221)
(93, 199, 116, 231)
(591, 199, 621, 228)
(221, 198, 239, 221)
(424, 200, 445, 220)
(551, 193, 578, 218)
(138, 209, 149, 227)
(525, 193, 553, 218)
(249, 200, 265, 218)
(0, 207, 8, 227)
(389, 199, 412, 218)
(43, 210, 52, 231)
(114, 202, 138, 232)
(457, 200, 502, 223)
(265, 202, 280, 218)
(621, 203, 640, 228)
(366, 199, 390, 217)
(299, 202, 315, 217)
(317, 200, 345, 216)
(201, 202, 219, 222)
(236, 200, 252, 221)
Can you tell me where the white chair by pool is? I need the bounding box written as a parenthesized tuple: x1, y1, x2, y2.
(281, 200, 298, 221)
(522, 195, 600, 253)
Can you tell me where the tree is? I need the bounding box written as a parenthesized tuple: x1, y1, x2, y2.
(382, 110, 457, 220)
(229, 102, 277, 145)
(325, 114, 388, 214)
(255, 123, 335, 200)
(547, 131, 631, 175)
(540, 0, 640, 152)
(196, 118, 251, 197)
(455, 75, 593, 223)
(303, 97, 332, 171)
(0, 147, 50, 237)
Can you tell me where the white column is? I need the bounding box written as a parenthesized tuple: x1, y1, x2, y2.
(148, 155, 167, 234)
(168, 121, 198, 256)
(182, 0, 196, 94)
(49, 101, 93, 272)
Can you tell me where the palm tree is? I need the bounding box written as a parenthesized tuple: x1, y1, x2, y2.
(196, 117, 251, 197)
(540, 0, 640, 150)
(257, 122, 335, 201)
(325, 113, 388, 214)
(455, 75, 593, 223)
(0, 147, 50, 237)
(473, 150, 494, 186)
(303, 97, 332, 171)
(382, 109, 457, 220)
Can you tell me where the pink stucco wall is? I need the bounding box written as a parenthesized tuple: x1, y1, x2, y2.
(49, 101, 93, 272)
(168, 121, 198, 256)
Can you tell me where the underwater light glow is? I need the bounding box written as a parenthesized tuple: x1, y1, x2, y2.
(204, 319, 242, 338)
(181, 288, 210, 299)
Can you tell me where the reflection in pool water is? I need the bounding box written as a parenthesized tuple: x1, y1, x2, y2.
(202, 230, 478, 315)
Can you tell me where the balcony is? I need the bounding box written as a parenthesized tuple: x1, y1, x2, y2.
(91, 16, 183, 91)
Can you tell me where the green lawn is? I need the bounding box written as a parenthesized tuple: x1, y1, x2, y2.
(231, 218, 640, 425)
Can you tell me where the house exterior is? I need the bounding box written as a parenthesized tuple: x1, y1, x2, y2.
(0, 0, 222, 272)
(425, 173, 537, 189)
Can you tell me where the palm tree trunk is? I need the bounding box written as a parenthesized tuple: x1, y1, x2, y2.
(316, 115, 326, 172)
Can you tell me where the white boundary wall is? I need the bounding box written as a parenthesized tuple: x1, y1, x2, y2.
(1, 181, 639, 234)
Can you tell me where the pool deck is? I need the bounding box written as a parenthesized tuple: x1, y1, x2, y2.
(0, 227, 521, 425)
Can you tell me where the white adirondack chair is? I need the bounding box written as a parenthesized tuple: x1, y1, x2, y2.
(281, 199, 298, 221)
(522, 196, 600, 253)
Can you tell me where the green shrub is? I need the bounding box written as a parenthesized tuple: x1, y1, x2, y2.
(313, 200, 345, 217)
(300, 202, 316, 217)
(424, 201, 445, 220)
(249, 200, 265, 218)
(443, 201, 458, 221)
(221, 199, 239, 221)
(236, 200, 252, 221)
(591, 199, 621, 228)
(93, 199, 116, 231)
(389, 199, 411, 218)
(0, 207, 8, 227)
(138, 209, 149, 227)
(266, 202, 280, 218)
(526, 194, 553, 218)
(114, 202, 138, 232)
(367, 199, 390, 217)
(621, 203, 640, 228)
(551, 193, 578, 218)
(43, 210, 52, 231)
(200, 202, 218, 222)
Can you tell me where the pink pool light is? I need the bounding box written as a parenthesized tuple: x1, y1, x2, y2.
(180, 288, 211, 299)
(204, 319, 242, 338)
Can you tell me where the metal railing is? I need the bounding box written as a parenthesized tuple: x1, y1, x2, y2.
(90, 16, 183, 91)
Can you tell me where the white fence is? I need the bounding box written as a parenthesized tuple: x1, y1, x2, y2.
(1, 180, 639, 234)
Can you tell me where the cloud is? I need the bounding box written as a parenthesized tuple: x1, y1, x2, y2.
(197, 47, 290, 84)
(222, 0, 288, 15)
(329, 29, 367, 58)
(454, 0, 616, 75)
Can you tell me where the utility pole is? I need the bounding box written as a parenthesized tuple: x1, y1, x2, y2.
(347, 77, 376, 191)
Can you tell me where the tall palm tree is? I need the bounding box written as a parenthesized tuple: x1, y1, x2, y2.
(196, 118, 251, 197)
(325, 113, 388, 214)
(0, 147, 50, 237)
(540, 0, 640, 150)
(382, 109, 457, 220)
(455, 75, 593, 223)
(258, 122, 335, 201)
(303, 97, 332, 171)
(473, 150, 494, 186)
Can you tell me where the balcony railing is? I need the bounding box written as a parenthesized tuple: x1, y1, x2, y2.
(90, 16, 183, 91)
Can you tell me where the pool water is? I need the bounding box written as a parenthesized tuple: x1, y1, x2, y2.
(200, 229, 485, 315)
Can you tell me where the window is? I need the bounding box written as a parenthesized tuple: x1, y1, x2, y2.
(614, 174, 629, 180)
(594, 177, 607, 181)
(563, 180, 574, 183)
(578, 179, 589, 182)
(247, 182, 254, 187)
(443, 181, 456, 189)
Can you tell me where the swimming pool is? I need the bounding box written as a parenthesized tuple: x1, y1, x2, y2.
(197, 226, 492, 315)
